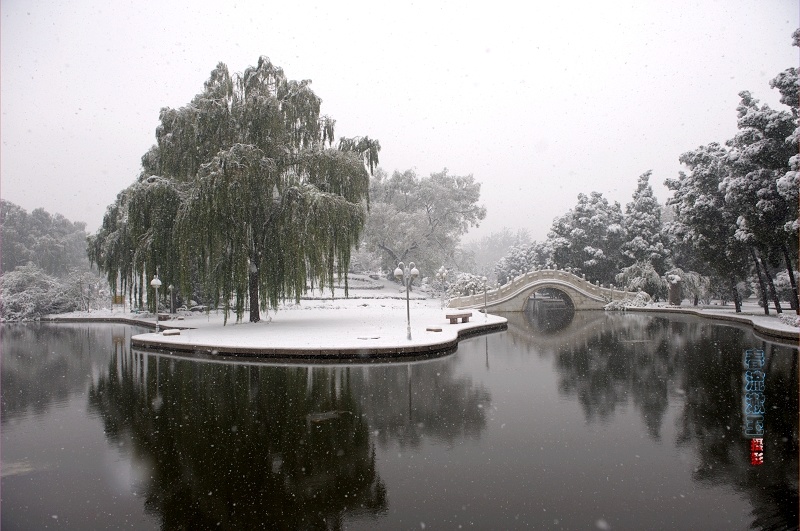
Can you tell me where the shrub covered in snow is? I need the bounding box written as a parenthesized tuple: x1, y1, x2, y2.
(774, 270, 800, 304)
(604, 291, 651, 311)
(778, 314, 800, 328)
(664, 268, 709, 306)
(615, 261, 666, 300)
(446, 272, 490, 298)
(0, 264, 78, 320)
(0, 264, 105, 321)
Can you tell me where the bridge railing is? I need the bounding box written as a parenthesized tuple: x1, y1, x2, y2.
(447, 268, 638, 309)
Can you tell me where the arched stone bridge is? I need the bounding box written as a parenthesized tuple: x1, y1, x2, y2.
(447, 269, 639, 312)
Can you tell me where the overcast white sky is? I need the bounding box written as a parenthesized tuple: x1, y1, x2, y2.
(2, 0, 797, 242)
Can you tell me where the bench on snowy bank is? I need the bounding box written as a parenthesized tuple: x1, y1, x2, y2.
(445, 312, 472, 324)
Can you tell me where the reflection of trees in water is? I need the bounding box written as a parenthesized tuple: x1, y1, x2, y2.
(555, 319, 677, 439)
(507, 311, 679, 438)
(0, 323, 130, 424)
(677, 333, 798, 529)
(507, 311, 799, 528)
(5, 323, 491, 528)
(89, 350, 387, 529)
(348, 360, 491, 449)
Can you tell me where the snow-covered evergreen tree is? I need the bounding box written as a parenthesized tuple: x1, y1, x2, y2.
(665, 143, 749, 312)
(717, 39, 799, 311)
(494, 241, 554, 285)
(621, 171, 669, 273)
(772, 29, 800, 238)
(547, 191, 625, 284)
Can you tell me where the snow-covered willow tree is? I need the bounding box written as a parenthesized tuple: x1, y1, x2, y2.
(90, 57, 378, 322)
(88, 190, 139, 305)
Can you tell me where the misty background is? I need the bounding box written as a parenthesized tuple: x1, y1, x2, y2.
(1, 0, 798, 242)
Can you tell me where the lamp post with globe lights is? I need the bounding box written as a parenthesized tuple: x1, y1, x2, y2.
(394, 261, 419, 340)
(436, 266, 448, 308)
(150, 275, 162, 332)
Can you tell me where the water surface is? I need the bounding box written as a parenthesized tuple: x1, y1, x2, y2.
(2, 312, 797, 529)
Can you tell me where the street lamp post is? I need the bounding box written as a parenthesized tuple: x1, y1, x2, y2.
(150, 275, 162, 333)
(482, 276, 488, 320)
(436, 266, 448, 308)
(168, 284, 174, 314)
(394, 261, 420, 340)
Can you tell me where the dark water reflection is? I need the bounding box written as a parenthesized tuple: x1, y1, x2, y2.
(1, 315, 797, 529)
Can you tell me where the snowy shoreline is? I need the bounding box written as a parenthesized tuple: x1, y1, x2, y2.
(622, 305, 798, 343)
(41, 299, 508, 361)
(31, 276, 506, 360)
(37, 299, 798, 358)
(30, 275, 798, 357)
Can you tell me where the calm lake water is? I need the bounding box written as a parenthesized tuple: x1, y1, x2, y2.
(2, 311, 798, 530)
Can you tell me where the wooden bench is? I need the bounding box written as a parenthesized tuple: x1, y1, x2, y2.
(445, 312, 472, 324)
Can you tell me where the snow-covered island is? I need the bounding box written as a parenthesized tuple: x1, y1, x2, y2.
(47, 274, 508, 360)
(43, 271, 798, 359)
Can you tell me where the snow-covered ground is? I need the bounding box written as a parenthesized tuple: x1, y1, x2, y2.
(617, 299, 800, 341)
(46, 276, 798, 353)
(50, 274, 506, 355)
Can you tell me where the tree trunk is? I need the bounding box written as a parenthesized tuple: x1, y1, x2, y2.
(138, 272, 144, 311)
(756, 249, 782, 314)
(750, 248, 770, 315)
(377, 243, 401, 266)
(249, 264, 261, 323)
(730, 276, 742, 313)
(782, 244, 799, 314)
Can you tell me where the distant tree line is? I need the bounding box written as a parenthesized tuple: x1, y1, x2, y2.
(1, 200, 88, 275)
(0, 200, 102, 320)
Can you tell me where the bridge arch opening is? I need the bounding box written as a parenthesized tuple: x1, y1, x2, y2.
(523, 287, 575, 333)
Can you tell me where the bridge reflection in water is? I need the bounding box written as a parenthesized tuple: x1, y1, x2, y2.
(523, 288, 575, 334)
